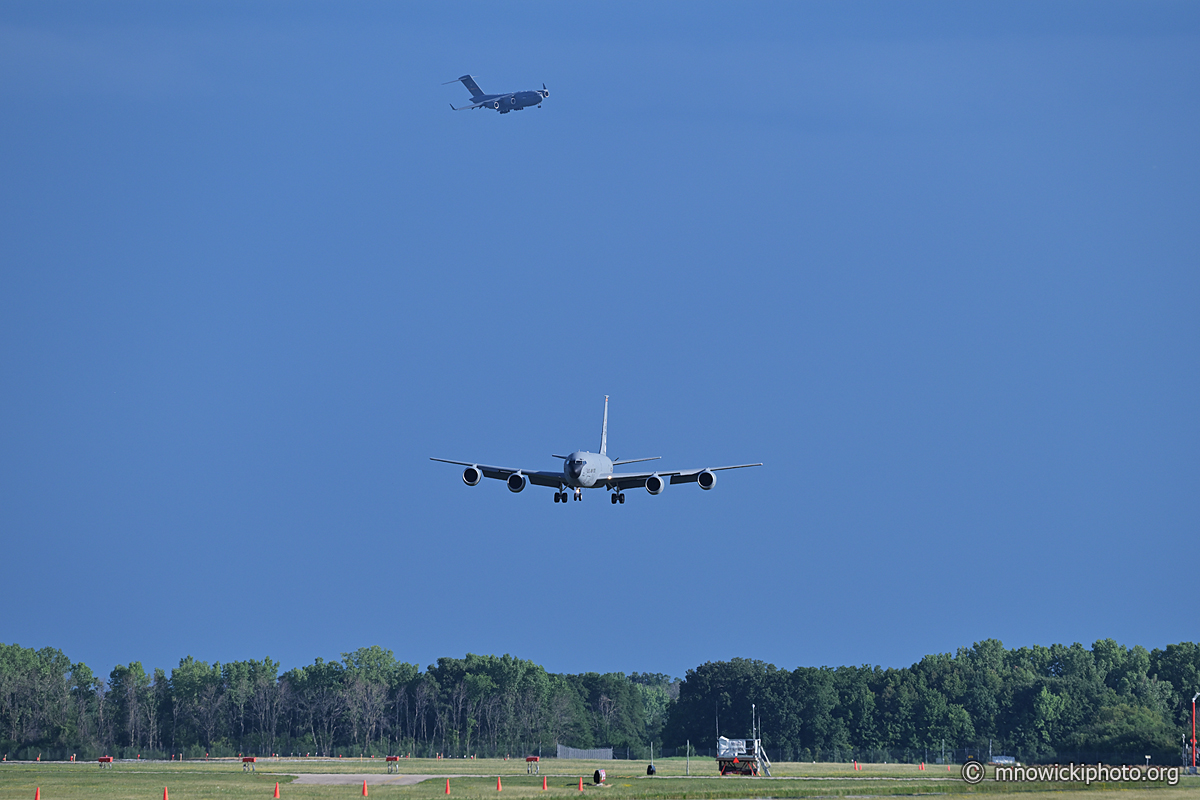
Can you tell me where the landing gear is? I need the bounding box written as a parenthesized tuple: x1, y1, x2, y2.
(574, 488, 582, 501)
(611, 493, 618, 504)
(553, 492, 561, 503)
(619, 492, 625, 504)
(610, 492, 626, 504)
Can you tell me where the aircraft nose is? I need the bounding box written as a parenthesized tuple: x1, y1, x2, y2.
(567, 461, 582, 478)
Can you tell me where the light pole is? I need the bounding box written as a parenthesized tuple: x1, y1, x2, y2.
(1191, 692, 1198, 772)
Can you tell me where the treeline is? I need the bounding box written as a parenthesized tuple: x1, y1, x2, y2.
(0, 645, 675, 761)
(665, 640, 1200, 763)
(2, 640, 1197, 764)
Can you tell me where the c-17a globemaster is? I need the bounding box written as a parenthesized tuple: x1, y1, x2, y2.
(431, 397, 761, 504)
(443, 74, 548, 113)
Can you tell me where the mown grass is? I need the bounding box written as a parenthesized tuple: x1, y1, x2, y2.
(0, 759, 1193, 800)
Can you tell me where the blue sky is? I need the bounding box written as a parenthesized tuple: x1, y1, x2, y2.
(1, 1, 1197, 681)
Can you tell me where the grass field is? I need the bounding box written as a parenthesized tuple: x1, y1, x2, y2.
(0, 758, 1194, 800)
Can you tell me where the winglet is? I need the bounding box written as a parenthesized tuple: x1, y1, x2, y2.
(600, 395, 609, 456)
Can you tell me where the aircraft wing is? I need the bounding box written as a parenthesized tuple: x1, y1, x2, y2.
(429, 458, 564, 487)
(605, 463, 762, 491)
(449, 100, 489, 111)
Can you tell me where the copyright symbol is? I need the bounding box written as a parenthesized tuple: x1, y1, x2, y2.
(961, 761, 985, 785)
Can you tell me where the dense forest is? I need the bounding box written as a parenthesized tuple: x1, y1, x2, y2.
(2, 640, 1197, 765)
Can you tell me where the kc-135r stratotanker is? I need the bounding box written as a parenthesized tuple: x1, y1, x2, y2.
(431, 397, 761, 504)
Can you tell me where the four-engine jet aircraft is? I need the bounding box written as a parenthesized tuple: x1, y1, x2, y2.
(431, 397, 761, 504)
(444, 75, 548, 113)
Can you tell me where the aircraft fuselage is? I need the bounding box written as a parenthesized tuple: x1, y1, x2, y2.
(562, 451, 614, 488)
(478, 90, 544, 113)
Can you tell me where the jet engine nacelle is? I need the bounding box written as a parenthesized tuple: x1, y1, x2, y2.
(697, 470, 716, 490)
(507, 473, 527, 493)
(645, 474, 666, 495)
(463, 465, 483, 486)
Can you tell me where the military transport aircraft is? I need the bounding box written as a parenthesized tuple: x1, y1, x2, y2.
(443, 75, 548, 113)
(431, 397, 761, 504)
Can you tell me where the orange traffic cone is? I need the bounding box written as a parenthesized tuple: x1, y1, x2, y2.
(35, 789, 40, 800)
(274, 782, 280, 798)
(164, 789, 169, 800)
(579, 777, 584, 791)
(362, 779, 368, 797)
(445, 779, 450, 795)
(497, 777, 502, 791)
(543, 776, 547, 791)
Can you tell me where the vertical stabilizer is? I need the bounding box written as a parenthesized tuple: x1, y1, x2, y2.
(458, 75, 485, 98)
(600, 396, 609, 455)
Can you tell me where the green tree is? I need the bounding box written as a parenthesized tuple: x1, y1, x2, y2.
(1064, 703, 1179, 760)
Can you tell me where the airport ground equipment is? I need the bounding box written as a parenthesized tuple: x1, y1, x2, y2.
(526, 756, 540, 774)
(242, 757, 256, 772)
(98, 756, 113, 768)
(387, 756, 401, 773)
(716, 736, 771, 776)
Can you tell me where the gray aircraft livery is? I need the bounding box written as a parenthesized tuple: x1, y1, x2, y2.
(431, 397, 761, 504)
(444, 75, 548, 113)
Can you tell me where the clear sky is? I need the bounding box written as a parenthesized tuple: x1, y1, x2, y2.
(1, 2, 1197, 682)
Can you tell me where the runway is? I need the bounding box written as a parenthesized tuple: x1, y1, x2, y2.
(289, 773, 469, 786)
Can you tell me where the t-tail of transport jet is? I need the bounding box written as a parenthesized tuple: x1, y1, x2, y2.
(453, 75, 485, 98)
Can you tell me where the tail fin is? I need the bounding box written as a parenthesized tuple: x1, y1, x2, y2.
(600, 396, 609, 456)
(457, 75, 485, 98)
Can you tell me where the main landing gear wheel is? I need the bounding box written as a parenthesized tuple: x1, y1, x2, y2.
(611, 493, 618, 504)
(618, 493, 625, 504)
(553, 492, 561, 503)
